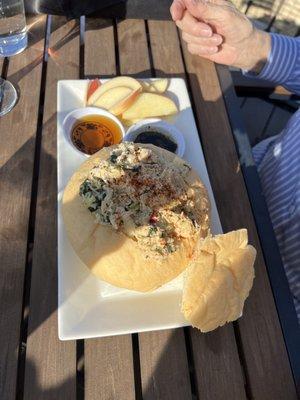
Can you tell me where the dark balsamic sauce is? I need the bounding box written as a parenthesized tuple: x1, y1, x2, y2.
(134, 131, 177, 153)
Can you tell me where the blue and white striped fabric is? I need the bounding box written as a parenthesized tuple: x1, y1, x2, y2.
(245, 33, 300, 322)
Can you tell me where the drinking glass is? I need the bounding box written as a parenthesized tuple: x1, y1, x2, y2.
(0, 0, 28, 116)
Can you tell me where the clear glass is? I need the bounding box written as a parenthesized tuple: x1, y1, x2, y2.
(0, 0, 27, 56)
(0, 77, 17, 116)
(0, 0, 27, 115)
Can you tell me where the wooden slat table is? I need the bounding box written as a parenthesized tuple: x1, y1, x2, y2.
(0, 15, 299, 400)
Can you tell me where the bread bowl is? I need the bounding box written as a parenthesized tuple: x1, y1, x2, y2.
(62, 143, 210, 292)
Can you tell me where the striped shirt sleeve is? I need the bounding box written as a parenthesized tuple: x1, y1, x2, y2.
(244, 34, 300, 95)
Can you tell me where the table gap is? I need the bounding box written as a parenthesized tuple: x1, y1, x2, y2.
(1, 57, 9, 78)
(113, 19, 120, 76)
(0, 58, 8, 112)
(15, 15, 51, 400)
(131, 334, 143, 400)
(76, 16, 86, 400)
(144, 20, 155, 78)
(79, 16, 85, 79)
(183, 328, 199, 400)
(233, 323, 253, 400)
(77, 340, 85, 400)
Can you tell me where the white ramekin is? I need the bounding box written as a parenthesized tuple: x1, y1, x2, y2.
(62, 107, 125, 156)
(123, 118, 185, 157)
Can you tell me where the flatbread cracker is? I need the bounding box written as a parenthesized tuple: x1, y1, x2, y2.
(181, 229, 256, 332)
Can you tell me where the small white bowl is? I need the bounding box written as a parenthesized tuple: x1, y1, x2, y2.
(124, 118, 185, 157)
(62, 107, 125, 156)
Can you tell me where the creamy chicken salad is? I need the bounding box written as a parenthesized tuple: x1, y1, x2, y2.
(79, 143, 208, 258)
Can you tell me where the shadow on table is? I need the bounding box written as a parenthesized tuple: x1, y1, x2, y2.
(2, 16, 81, 85)
(19, 328, 232, 399)
(20, 359, 76, 399)
(140, 326, 234, 399)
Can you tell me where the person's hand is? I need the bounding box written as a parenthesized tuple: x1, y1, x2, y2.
(170, 0, 271, 72)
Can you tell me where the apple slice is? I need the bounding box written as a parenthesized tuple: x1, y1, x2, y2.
(93, 86, 140, 116)
(121, 118, 142, 126)
(86, 79, 101, 102)
(93, 86, 132, 110)
(140, 79, 169, 93)
(122, 92, 178, 120)
(87, 76, 142, 106)
(109, 89, 140, 115)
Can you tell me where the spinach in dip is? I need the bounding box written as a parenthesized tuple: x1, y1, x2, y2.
(79, 143, 207, 258)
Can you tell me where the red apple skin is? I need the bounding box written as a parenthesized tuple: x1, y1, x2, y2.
(109, 89, 141, 116)
(87, 79, 101, 102)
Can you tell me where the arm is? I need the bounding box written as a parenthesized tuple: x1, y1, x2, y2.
(244, 34, 300, 96)
(171, 0, 300, 95)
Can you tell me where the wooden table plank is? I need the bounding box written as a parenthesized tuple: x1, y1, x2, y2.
(85, 336, 135, 400)
(118, 19, 194, 399)
(84, 18, 115, 78)
(83, 18, 136, 400)
(0, 16, 46, 400)
(23, 17, 78, 399)
(189, 327, 248, 399)
(148, 20, 247, 400)
(118, 19, 150, 77)
(139, 330, 192, 400)
(148, 21, 185, 78)
(180, 34, 297, 399)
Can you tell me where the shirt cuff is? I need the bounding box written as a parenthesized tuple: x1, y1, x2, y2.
(243, 33, 298, 85)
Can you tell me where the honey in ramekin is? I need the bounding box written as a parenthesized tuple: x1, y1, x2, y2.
(71, 114, 123, 155)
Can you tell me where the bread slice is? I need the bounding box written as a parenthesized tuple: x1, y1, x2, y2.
(181, 229, 256, 332)
(122, 92, 178, 120)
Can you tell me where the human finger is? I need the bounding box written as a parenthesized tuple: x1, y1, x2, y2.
(170, 0, 186, 21)
(176, 10, 213, 37)
(182, 31, 223, 46)
(187, 42, 219, 55)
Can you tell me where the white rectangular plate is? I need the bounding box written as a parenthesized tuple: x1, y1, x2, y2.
(57, 78, 223, 340)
